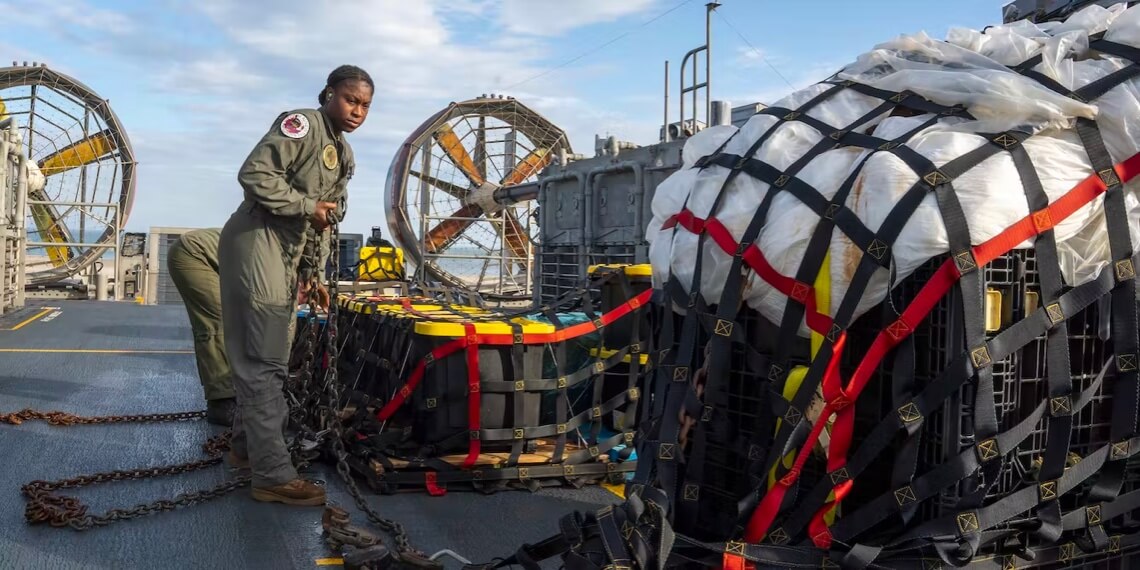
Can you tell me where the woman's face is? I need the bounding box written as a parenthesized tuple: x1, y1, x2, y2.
(326, 79, 373, 134)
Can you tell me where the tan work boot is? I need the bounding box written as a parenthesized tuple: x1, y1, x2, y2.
(251, 479, 326, 506)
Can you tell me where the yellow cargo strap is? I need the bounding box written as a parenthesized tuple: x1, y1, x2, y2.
(767, 251, 838, 525)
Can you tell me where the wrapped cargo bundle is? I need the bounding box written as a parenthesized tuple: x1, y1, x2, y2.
(476, 5, 1140, 570)
(616, 3, 1140, 569)
(648, 3, 1140, 337)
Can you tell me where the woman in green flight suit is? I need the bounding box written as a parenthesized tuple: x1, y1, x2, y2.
(218, 65, 373, 505)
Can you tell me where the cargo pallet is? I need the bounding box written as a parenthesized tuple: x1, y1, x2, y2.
(315, 267, 653, 495)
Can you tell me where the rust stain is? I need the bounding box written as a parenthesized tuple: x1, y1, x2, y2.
(842, 174, 867, 283)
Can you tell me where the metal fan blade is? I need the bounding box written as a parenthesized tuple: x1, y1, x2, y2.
(27, 188, 74, 266)
(37, 130, 117, 176)
(500, 147, 551, 187)
(424, 203, 483, 254)
(474, 116, 486, 180)
(433, 123, 484, 187)
(409, 170, 469, 200)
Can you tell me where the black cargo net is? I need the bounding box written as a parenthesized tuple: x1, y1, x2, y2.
(625, 28, 1140, 570)
(472, 22, 1140, 570)
(330, 267, 651, 495)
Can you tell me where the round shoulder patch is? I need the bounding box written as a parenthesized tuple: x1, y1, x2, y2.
(279, 113, 309, 138)
(322, 144, 338, 170)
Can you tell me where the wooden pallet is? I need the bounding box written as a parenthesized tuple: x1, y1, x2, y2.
(374, 440, 609, 471)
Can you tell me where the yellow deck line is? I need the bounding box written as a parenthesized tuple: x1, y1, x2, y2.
(314, 558, 343, 566)
(602, 481, 626, 499)
(0, 348, 194, 354)
(2, 307, 55, 331)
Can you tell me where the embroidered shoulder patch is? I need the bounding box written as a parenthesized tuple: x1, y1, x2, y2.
(279, 113, 309, 138)
(322, 144, 338, 170)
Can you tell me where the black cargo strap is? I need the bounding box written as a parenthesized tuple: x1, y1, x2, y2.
(736, 33, 1140, 555)
(467, 487, 674, 570)
(665, 115, 766, 526)
(776, 254, 1128, 541)
(370, 343, 640, 452)
(882, 431, 1140, 560)
(830, 357, 1110, 545)
(1005, 43, 1140, 521)
(337, 260, 653, 494)
(648, 79, 975, 534)
(1003, 130, 1073, 543)
(754, 130, 1001, 500)
(372, 459, 635, 490)
(1009, 41, 1140, 509)
(478, 21, 1140, 569)
(1078, 119, 1140, 510)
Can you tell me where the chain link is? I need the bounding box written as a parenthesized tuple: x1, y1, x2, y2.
(10, 414, 249, 530)
(3, 219, 427, 562)
(322, 220, 427, 560)
(2, 409, 208, 426)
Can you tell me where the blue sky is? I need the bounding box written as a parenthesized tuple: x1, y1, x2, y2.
(6, 0, 1010, 237)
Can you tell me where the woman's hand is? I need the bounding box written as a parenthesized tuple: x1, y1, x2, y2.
(310, 201, 337, 230)
(297, 280, 330, 310)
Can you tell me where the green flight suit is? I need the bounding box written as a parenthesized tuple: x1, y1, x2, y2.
(166, 227, 235, 402)
(218, 108, 354, 488)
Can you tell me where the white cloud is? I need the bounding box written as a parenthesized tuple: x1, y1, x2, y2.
(15, 0, 674, 239)
(0, 0, 134, 35)
(718, 46, 854, 108)
(56, 0, 135, 35)
(497, 0, 660, 36)
(734, 45, 769, 68)
(155, 57, 270, 96)
(0, 42, 68, 74)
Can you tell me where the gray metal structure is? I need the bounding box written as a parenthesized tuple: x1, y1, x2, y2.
(0, 119, 28, 315)
(1001, 0, 1138, 22)
(144, 226, 195, 306)
(536, 137, 685, 304)
(534, 101, 760, 304)
(118, 231, 145, 301)
(332, 232, 363, 280)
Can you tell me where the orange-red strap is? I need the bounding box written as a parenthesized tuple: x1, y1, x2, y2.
(424, 472, 447, 496)
(375, 337, 465, 421)
(722, 552, 749, 570)
(463, 323, 482, 468)
(373, 288, 652, 424)
(663, 212, 832, 336)
(745, 151, 1140, 545)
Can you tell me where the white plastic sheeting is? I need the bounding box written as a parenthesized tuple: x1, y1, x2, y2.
(647, 4, 1140, 336)
(26, 161, 44, 193)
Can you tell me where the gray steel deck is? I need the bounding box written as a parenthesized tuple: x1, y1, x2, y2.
(0, 300, 617, 569)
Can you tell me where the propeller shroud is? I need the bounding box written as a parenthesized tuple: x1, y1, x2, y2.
(385, 95, 570, 300)
(0, 64, 136, 285)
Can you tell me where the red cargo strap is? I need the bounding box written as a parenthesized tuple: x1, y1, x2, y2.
(744, 151, 1140, 545)
(373, 288, 652, 423)
(375, 338, 465, 421)
(722, 552, 749, 570)
(424, 472, 446, 496)
(663, 211, 832, 336)
(463, 323, 482, 468)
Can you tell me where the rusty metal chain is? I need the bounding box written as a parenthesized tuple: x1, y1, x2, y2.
(9, 413, 249, 530)
(4, 219, 427, 561)
(284, 276, 324, 470)
(1, 409, 208, 426)
(321, 220, 431, 563)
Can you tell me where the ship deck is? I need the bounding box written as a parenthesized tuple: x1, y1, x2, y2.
(0, 300, 618, 569)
